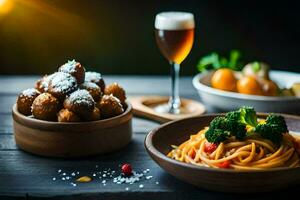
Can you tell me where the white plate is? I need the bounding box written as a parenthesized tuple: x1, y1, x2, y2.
(193, 70, 300, 114)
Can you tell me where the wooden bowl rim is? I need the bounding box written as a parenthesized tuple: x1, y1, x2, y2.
(12, 101, 132, 130)
(145, 113, 300, 174)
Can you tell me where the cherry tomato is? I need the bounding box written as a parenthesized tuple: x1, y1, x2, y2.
(237, 76, 263, 95)
(204, 142, 218, 153)
(211, 69, 237, 92)
(121, 163, 132, 176)
(188, 149, 196, 159)
(217, 160, 231, 169)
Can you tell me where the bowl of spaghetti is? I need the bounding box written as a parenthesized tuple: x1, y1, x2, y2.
(145, 107, 300, 193)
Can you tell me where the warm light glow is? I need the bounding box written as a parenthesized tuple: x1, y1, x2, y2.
(0, 0, 14, 16)
(0, 0, 6, 6)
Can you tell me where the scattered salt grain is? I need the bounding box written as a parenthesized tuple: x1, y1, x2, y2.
(102, 180, 106, 184)
(93, 173, 96, 177)
(62, 177, 66, 181)
(58, 169, 62, 173)
(155, 181, 159, 185)
(102, 174, 106, 177)
(125, 187, 129, 191)
(146, 176, 153, 180)
(71, 182, 77, 187)
(52, 177, 56, 181)
(71, 172, 76, 176)
(66, 176, 70, 180)
(139, 184, 144, 188)
(62, 173, 66, 176)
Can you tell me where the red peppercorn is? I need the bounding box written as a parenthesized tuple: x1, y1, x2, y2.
(121, 163, 132, 176)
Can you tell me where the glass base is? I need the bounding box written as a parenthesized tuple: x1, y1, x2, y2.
(153, 103, 182, 114)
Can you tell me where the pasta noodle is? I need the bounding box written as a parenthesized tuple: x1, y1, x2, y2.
(167, 128, 300, 170)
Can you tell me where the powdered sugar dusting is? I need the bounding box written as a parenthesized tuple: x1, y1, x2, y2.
(80, 82, 100, 90)
(85, 72, 102, 83)
(39, 73, 55, 92)
(59, 60, 77, 74)
(67, 89, 94, 106)
(49, 72, 77, 94)
(21, 88, 39, 97)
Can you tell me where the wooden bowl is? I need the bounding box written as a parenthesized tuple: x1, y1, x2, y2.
(145, 114, 300, 193)
(12, 102, 133, 158)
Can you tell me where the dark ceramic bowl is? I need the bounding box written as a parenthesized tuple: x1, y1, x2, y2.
(145, 113, 300, 193)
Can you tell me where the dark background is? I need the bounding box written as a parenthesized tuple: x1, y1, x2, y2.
(0, 0, 299, 75)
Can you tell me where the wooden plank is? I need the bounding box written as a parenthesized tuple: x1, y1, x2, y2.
(0, 95, 16, 114)
(0, 76, 197, 96)
(0, 133, 298, 199)
(0, 135, 16, 150)
(0, 134, 189, 197)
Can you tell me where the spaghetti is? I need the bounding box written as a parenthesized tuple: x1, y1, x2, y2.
(167, 127, 300, 170)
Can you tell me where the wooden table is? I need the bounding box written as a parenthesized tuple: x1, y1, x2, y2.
(0, 76, 298, 200)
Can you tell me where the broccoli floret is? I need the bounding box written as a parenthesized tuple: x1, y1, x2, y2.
(255, 124, 283, 144)
(205, 117, 231, 143)
(239, 106, 258, 127)
(226, 106, 258, 127)
(265, 115, 288, 133)
(255, 114, 288, 144)
(205, 115, 247, 143)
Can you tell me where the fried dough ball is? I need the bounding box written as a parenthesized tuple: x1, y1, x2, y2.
(48, 72, 78, 100)
(85, 107, 101, 121)
(85, 72, 105, 93)
(104, 82, 126, 105)
(35, 73, 55, 93)
(80, 82, 102, 102)
(58, 60, 85, 84)
(17, 88, 41, 116)
(32, 93, 60, 121)
(57, 109, 81, 122)
(64, 89, 95, 119)
(98, 94, 124, 119)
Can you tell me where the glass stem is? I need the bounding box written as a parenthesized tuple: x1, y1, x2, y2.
(169, 62, 181, 114)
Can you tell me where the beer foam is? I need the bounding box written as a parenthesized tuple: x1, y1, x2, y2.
(155, 12, 195, 30)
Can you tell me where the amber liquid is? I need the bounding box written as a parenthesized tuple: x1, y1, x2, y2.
(155, 28, 194, 64)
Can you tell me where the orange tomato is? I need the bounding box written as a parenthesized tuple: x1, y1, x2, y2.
(261, 79, 278, 96)
(217, 160, 231, 169)
(211, 69, 237, 92)
(237, 76, 263, 95)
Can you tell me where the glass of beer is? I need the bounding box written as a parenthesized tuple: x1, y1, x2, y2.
(155, 12, 195, 114)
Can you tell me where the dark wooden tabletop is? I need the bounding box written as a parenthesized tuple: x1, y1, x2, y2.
(0, 76, 298, 200)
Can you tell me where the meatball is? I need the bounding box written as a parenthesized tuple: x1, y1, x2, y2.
(32, 93, 60, 121)
(98, 94, 124, 119)
(17, 88, 40, 116)
(58, 60, 85, 84)
(85, 107, 101, 121)
(85, 72, 105, 93)
(35, 73, 55, 93)
(104, 82, 126, 105)
(64, 89, 95, 119)
(80, 82, 102, 102)
(48, 72, 78, 100)
(57, 109, 81, 122)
